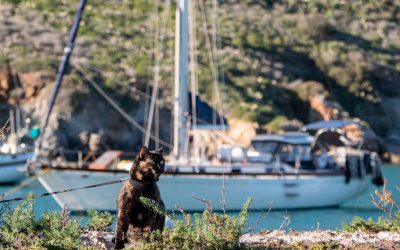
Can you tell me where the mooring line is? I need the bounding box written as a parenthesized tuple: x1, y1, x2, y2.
(0, 169, 50, 200)
(0, 176, 129, 204)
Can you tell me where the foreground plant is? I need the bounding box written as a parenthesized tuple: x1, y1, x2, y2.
(0, 193, 82, 249)
(371, 180, 400, 226)
(0, 193, 39, 248)
(87, 209, 115, 231)
(343, 216, 400, 233)
(137, 196, 252, 250)
(343, 180, 400, 233)
(38, 208, 81, 248)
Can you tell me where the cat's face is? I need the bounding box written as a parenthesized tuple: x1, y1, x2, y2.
(134, 146, 165, 182)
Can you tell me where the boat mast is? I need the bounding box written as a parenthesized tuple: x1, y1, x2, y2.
(173, 0, 189, 160)
(29, 0, 87, 167)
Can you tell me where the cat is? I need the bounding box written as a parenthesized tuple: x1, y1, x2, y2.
(114, 146, 165, 249)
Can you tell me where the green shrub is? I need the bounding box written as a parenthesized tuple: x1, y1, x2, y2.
(343, 216, 400, 233)
(87, 209, 115, 231)
(0, 194, 82, 249)
(38, 209, 81, 249)
(266, 115, 289, 132)
(0, 193, 39, 248)
(137, 197, 252, 250)
(344, 181, 400, 233)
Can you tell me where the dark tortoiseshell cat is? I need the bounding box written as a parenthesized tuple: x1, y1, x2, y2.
(114, 146, 165, 249)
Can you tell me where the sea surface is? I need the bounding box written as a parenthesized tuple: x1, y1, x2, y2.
(0, 165, 399, 232)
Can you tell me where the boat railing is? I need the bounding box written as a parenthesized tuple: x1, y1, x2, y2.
(40, 148, 137, 169)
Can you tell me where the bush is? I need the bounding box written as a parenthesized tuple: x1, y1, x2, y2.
(87, 209, 115, 231)
(0, 194, 82, 249)
(343, 216, 400, 233)
(137, 197, 252, 250)
(344, 180, 400, 233)
(38, 209, 81, 249)
(0, 194, 39, 248)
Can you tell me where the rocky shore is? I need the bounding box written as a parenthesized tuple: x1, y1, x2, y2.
(241, 230, 400, 249)
(80, 229, 400, 249)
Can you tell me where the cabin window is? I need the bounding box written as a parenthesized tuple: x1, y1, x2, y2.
(277, 144, 312, 162)
(251, 141, 279, 154)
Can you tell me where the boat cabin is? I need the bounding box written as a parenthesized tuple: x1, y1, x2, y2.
(249, 132, 314, 169)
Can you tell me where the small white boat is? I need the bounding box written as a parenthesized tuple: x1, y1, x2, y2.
(0, 108, 35, 184)
(0, 151, 32, 184)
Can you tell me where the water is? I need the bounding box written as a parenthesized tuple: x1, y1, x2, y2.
(246, 165, 400, 231)
(0, 165, 399, 232)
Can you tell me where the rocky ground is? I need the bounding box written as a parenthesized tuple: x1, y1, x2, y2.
(80, 229, 115, 249)
(80, 229, 400, 249)
(241, 230, 400, 249)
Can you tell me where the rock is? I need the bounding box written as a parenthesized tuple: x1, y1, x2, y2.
(19, 71, 53, 99)
(80, 229, 115, 250)
(240, 230, 400, 249)
(0, 70, 11, 93)
(310, 95, 348, 121)
(226, 118, 258, 147)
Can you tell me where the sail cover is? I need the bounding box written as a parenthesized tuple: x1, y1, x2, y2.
(302, 120, 355, 131)
(188, 94, 228, 130)
(311, 129, 350, 153)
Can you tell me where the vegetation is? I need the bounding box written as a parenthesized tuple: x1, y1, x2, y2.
(0, 185, 399, 249)
(0, 193, 115, 249)
(0, 194, 253, 249)
(1, 0, 400, 136)
(137, 196, 252, 250)
(343, 180, 400, 233)
(0, 193, 81, 249)
(343, 216, 400, 233)
(87, 209, 114, 232)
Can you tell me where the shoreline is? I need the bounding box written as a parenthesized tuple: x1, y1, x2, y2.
(241, 230, 400, 249)
(80, 229, 400, 249)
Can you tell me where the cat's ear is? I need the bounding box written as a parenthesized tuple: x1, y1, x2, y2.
(154, 146, 164, 154)
(138, 146, 149, 160)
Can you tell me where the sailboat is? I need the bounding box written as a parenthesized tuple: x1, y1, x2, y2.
(0, 107, 34, 184)
(35, 0, 383, 212)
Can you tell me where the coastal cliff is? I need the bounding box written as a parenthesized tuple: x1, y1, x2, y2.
(0, 1, 400, 157)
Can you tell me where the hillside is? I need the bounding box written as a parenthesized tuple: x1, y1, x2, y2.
(0, 0, 399, 152)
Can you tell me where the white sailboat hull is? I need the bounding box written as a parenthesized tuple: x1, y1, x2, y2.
(0, 152, 32, 183)
(38, 169, 371, 212)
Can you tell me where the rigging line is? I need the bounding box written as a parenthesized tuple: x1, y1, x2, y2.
(0, 169, 49, 200)
(85, 64, 152, 101)
(144, 0, 159, 146)
(86, 63, 175, 110)
(153, 0, 160, 149)
(75, 66, 172, 149)
(0, 176, 129, 204)
(144, 0, 171, 147)
(142, 72, 151, 145)
(31, 0, 88, 165)
(155, 100, 160, 149)
(188, 0, 198, 158)
(210, 0, 226, 127)
(145, 0, 159, 147)
(213, 0, 227, 125)
(198, 0, 224, 127)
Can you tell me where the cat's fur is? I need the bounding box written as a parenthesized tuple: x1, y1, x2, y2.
(114, 146, 165, 249)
